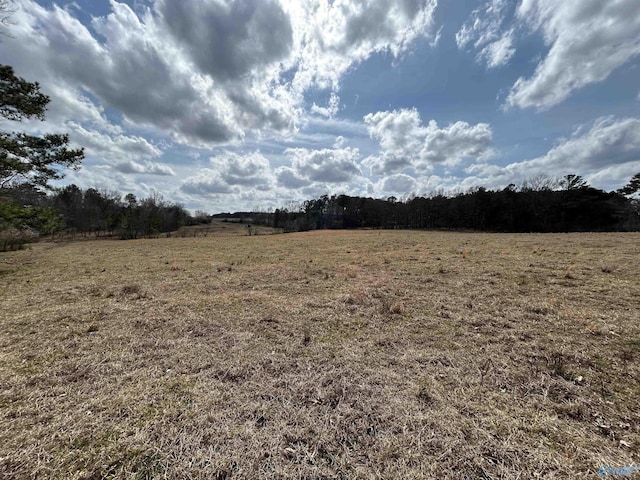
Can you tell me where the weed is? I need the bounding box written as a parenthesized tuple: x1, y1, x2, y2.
(546, 352, 576, 381)
(417, 385, 435, 405)
(564, 265, 576, 279)
(388, 301, 406, 315)
(86, 324, 99, 333)
(121, 284, 141, 296)
(345, 288, 368, 305)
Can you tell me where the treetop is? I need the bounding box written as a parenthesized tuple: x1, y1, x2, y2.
(0, 64, 50, 121)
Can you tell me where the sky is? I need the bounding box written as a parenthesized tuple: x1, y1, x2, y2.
(1, 0, 639, 213)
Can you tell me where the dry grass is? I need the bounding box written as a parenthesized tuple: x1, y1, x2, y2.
(1, 230, 639, 479)
(173, 219, 281, 238)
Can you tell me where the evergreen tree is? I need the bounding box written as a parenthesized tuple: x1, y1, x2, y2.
(618, 172, 640, 197)
(0, 64, 84, 249)
(0, 65, 84, 190)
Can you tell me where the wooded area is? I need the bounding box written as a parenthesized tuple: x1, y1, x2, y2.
(1, 172, 639, 251)
(0, 184, 203, 249)
(268, 177, 640, 233)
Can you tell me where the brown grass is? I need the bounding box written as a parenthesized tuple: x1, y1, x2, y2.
(1, 230, 639, 478)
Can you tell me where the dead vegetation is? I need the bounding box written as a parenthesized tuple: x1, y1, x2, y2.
(0, 231, 639, 478)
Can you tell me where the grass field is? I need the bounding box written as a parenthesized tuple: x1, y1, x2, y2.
(1, 227, 639, 478)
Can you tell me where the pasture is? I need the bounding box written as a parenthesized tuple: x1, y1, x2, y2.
(1, 228, 638, 478)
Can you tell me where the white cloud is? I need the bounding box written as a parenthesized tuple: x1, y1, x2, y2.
(333, 136, 347, 148)
(364, 109, 493, 174)
(458, 0, 640, 105)
(61, 163, 138, 196)
(209, 151, 273, 190)
(456, 0, 515, 68)
(157, 0, 292, 82)
(310, 93, 341, 119)
(363, 108, 424, 173)
(180, 170, 235, 196)
(284, 146, 362, 184)
(180, 150, 274, 197)
(65, 122, 162, 162)
(45, 86, 118, 133)
(456, 0, 506, 49)
(511, 117, 640, 173)
(114, 160, 174, 176)
(5, 1, 245, 144)
(4, 0, 440, 147)
(507, 0, 640, 110)
(466, 117, 640, 190)
(287, 0, 439, 93)
(477, 31, 515, 69)
(381, 173, 417, 193)
(275, 167, 310, 189)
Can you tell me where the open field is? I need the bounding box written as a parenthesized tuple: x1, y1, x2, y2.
(1, 229, 639, 479)
(173, 220, 281, 238)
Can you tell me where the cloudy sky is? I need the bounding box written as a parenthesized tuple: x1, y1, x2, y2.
(1, 0, 639, 213)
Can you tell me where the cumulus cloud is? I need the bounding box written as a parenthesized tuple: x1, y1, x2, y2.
(363, 108, 423, 173)
(4, 0, 440, 147)
(5, 1, 243, 144)
(458, 0, 640, 107)
(468, 117, 640, 189)
(283, 146, 362, 185)
(157, 0, 292, 82)
(275, 167, 310, 189)
(45, 86, 118, 133)
(180, 170, 235, 195)
(114, 160, 175, 176)
(65, 122, 162, 162)
(364, 109, 493, 174)
(287, 0, 438, 92)
(209, 151, 273, 189)
(506, 1, 640, 110)
(180, 150, 273, 196)
(156, 0, 296, 136)
(456, 0, 515, 68)
(333, 136, 347, 148)
(381, 173, 417, 193)
(510, 117, 640, 177)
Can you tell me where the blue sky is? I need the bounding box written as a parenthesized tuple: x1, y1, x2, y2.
(1, 0, 639, 212)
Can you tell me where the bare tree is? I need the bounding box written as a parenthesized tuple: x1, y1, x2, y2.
(520, 174, 559, 192)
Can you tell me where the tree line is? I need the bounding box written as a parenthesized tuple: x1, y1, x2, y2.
(268, 174, 640, 233)
(0, 183, 204, 249)
(1, 60, 639, 251)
